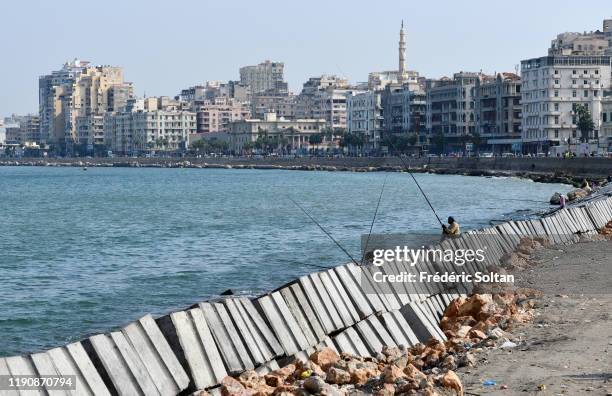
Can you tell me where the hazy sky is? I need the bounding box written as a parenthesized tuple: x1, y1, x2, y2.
(1, 0, 611, 115)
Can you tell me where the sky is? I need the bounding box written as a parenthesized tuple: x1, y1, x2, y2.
(1, 0, 611, 115)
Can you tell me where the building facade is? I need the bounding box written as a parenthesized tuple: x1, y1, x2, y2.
(38, 59, 133, 152)
(250, 94, 296, 120)
(239, 61, 287, 95)
(104, 103, 196, 154)
(426, 72, 488, 152)
(228, 112, 328, 153)
(193, 97, 250, 134)
(474, 73, 522, 153)
(521, 56, 611, 153)
(521, 19, 612, 154)
(600, 95, 612, 152)
(347, 91, 383, 151)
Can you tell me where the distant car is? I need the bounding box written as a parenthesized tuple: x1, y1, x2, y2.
(502, 153, 516, 158)
(479, 152, 494, 158)
(427, 154, 439, 158)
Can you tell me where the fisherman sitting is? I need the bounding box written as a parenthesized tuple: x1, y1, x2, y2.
(442, 216, 461, 237)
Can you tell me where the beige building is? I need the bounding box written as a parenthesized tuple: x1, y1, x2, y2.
(39, 59, 133, 152)
(250, 94, 296, 120)
(229, 112, 329, 153)
(193, 97, 250, 133)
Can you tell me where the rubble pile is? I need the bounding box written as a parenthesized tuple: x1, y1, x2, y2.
(197, 293, 536, 396)
(500, 237, 551, 270)
(598, 220, 612, 236)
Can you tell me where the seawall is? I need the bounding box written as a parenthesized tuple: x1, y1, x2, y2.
(2, 156, 611, 185)
(1, 184, 611, 395)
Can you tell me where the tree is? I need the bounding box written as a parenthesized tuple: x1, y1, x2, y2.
(431, 131, 445, 154)
(308, 134, 323, 153)
(575, 104, 594, 143)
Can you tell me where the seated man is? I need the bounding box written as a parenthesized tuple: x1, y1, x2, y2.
(442, 216, 461, 237)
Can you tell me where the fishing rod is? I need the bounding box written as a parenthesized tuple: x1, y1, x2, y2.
(361, 176, 388, 265)
(387, 140, 444, 227)
(287, 196, 361, 266)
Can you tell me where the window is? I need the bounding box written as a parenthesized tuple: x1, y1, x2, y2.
(555, 79, 559, 84)
(584, 90, 588, 97)
(572, 90, 577, 97)
(595, 70, 599, 75)
(604, 113, 608, 123)
(554, 90, 559, 97)
(594, 90, 599, 97)
(554, 130, 559, 138)
(584, 80, 588, 85)
(572, 70, 577, 74)
(554, 103, 559, 111)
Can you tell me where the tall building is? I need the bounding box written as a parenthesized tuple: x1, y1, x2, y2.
(239, 61, 287, 95)
(381, 85, 426, 140)
(177, 80, 250, 103)
(474, 73, 522, 153)
(600, 94, 612, 152)
(347, 91, 383, 151)
(520, 19, 612, 154)
(38, 59, 133, 152)
(426, 72, 490, 152)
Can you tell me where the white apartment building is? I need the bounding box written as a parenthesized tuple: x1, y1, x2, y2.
(347, 91, 383, 150)
(600, 96, 612, 152)
(105, 109, 196, 154)
(521, 55, 611, 153)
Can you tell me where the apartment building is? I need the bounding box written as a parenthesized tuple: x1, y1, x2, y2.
(600, 95, 612, 152)
(193, 97, 250, 133)
(250, 94, 296, 120)
(520, 19, 612, 154)
(2, 114, 40, 145)
(426, 72, 488, 152)
(239, 61, 287, 95)
(347, 91, 383, 151)
(381, 84, 426, 141)
(104, 97, 196, 154)
(38, 59, 132, 152)
(474, 73, 522, 153)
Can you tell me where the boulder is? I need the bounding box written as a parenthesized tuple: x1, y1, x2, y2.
(303, 376, 326, 394)
(221, 376, 252, 396)
(549, 192, 561, 205)
(310, 348, 339, 371)
(383, 364, 406, 383)
(327, 367, 351, 385)
(440, 370, 463, 396)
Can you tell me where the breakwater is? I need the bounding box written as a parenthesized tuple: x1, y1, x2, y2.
(1, 182, 611, 395)
(2, 156, 612, 185)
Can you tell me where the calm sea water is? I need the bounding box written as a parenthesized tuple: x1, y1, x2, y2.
(0, 166, 570, 356)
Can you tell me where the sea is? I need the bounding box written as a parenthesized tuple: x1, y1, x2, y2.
(0, 166, 571, 356)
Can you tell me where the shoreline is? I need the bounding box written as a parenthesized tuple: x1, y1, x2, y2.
(2, 156, 608, 186)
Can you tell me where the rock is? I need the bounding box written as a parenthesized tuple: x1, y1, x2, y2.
(458, 353, 476, 368)
(310, 348, 339, 371)
(469, 329, 487, 340)
(440, 370, 463, 396)
(221, 376, 252, 396)
(441, 355, 457, 370)
(238, 370, 265, 389)
(272, 385, 297, 396)
(264, 374, 283, 387)
(191, 391, 212, 396)
(381, 346, 402, 360)
(383, 364, 406, 383)
(457, 294, 492, 318)
(456, 325, 472, 338)
(296, 360, 326, 378)
(350, 368, 376, 385)
(389, 355, 409, 370)
(327, 367, 351, 385)
(374, 383, 396, 396)
(549, 192, 561, 205)
(403, 364, 426, 382)
(303, 376, 326, 394)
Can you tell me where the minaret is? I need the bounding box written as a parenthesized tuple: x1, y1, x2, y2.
(398, 20, 406, 83)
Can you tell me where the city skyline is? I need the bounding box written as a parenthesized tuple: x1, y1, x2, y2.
(1, 0, 611, 115)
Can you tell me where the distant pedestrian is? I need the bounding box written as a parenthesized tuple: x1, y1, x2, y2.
(559, 194, 566, 209)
